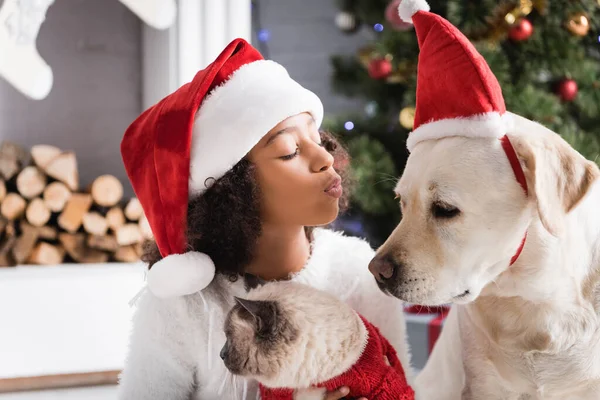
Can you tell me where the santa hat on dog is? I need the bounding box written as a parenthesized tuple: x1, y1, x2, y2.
(121, 39, 323, 298)
(398, 0, 515, 152)
(398, 1, 528, 263)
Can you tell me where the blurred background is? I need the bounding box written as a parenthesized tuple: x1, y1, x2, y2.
(0, 0, 598, 398)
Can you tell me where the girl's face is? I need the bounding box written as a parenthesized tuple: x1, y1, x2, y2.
(247, 113, 343, 227)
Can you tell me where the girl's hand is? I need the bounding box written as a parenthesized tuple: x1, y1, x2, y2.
(324, 386, 349, 400)
(324, 386, 367, 400)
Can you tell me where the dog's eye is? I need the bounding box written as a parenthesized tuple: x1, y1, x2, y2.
(395, 194, 407, 209)
(432, 202, 461, 219)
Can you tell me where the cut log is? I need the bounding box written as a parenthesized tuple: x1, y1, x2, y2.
(28, 242, 65, 265)
(116, 223, 143, 246)
(0, 157, 19, 181)
(43, 181, 71, 212)
(82, 212, 108, 236)
(59, 233, 108, 263)
(58, 193, 92, 233)
(1, 193, 26, 220)
(134, 241, 144, 257)
(26, 198, 51, 227)
(16, 166, 47, 199)
(0, 178, 5, 203)
(106, 207, 125, 231)
(4, 221, 15, 237)
(31, 144, 61, 169)
(138, 214, 153, 239)
(0, 141, 27, 180)
(44, 151, 78, 191)
(0, 141, 28, 165)
(114, 245, 139, 263)
(87, 234, 118, 252)
(90, 175, 123, 207)
(0, 222, 17, 266)
(58, 233, 83, 261)
(12, 223, 40, 264)
(124, 198, 144, 221)
(37, 225, 58, 240)
(79, 249, 109, 264)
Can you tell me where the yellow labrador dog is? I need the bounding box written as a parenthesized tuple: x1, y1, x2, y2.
(370, 113, 600, 399)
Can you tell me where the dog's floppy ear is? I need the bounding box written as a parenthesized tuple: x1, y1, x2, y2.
(507, 121, 599, 236)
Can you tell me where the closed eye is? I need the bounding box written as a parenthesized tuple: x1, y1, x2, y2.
(395, 194, 407, 210)
(280, 148, 299, 160)
(432, 201, 461, 219)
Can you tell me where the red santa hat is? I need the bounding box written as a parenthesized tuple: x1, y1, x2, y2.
(121, 39, 323, 298)
(397, 0, 529, 265)
(398, 0, 514, 152)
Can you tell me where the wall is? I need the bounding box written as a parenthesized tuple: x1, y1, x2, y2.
(0, 0, 141, 195)
(256, 0, 369, 114)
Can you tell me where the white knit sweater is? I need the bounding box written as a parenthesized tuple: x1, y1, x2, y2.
(117, 228, 412, 400)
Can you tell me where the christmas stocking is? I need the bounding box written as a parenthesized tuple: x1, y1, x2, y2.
(119, 0, 176, 30)
(0, 0, 54, 100)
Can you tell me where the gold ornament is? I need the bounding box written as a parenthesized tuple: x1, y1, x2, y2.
(504, 0, 534, 26)
(504, 11, 517, 25)
(533, 0, 548, 15)
(357, 46, 375, 68)
(385, 61, 414, 84)
(386, 71, 407, 84)
(566, 12, 590, 37)
(504, 0, 535, 25)
(399, 107, 416, 130)
(471, 3, 517, 43)
(476, 0, 548, 44)
(519, 0, 533, 16)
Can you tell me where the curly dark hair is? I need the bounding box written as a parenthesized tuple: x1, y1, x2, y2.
(142, 131, 352, 279)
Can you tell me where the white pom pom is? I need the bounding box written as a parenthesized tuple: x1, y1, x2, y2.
(147, 252, 216, 298)
(398, 0, 430, 23)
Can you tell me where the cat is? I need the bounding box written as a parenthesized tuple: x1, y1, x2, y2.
(220, 274, 414, 400)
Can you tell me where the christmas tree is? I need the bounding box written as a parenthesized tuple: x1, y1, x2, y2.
(327, 0, 600, 245)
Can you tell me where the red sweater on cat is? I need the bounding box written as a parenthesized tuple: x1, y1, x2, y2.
(260, 315, 415, 400)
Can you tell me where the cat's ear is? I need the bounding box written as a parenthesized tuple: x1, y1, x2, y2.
(243, 273, 268, 291)
(257, 301, 278, 335)
(234, 297, 278, 334)
(234, 297, 261, 317)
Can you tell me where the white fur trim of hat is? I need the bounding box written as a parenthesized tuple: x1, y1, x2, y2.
(146, 252, 216, 299)
(406, 112, 515, 152)
(398, 0, 430, 23)
(188, 60, 324, 196)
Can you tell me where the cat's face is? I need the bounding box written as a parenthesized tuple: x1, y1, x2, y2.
(221, 296, 298, 379)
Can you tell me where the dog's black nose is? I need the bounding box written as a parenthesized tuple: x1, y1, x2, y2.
(368, 256, 397, 283)
(220, 343, 228, 360)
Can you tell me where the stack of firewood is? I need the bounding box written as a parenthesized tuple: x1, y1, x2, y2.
(0, 141, 152, 266)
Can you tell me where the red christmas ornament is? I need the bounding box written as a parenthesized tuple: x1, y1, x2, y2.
(509, 19, 533, 41)
(385, 0, 413, 31)
(556, 78, 578, 102)
(368, 58, 393, 79)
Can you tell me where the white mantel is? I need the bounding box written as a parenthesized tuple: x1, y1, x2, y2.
(142, 0, 252, 109)
(0, 263, 146, 380)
